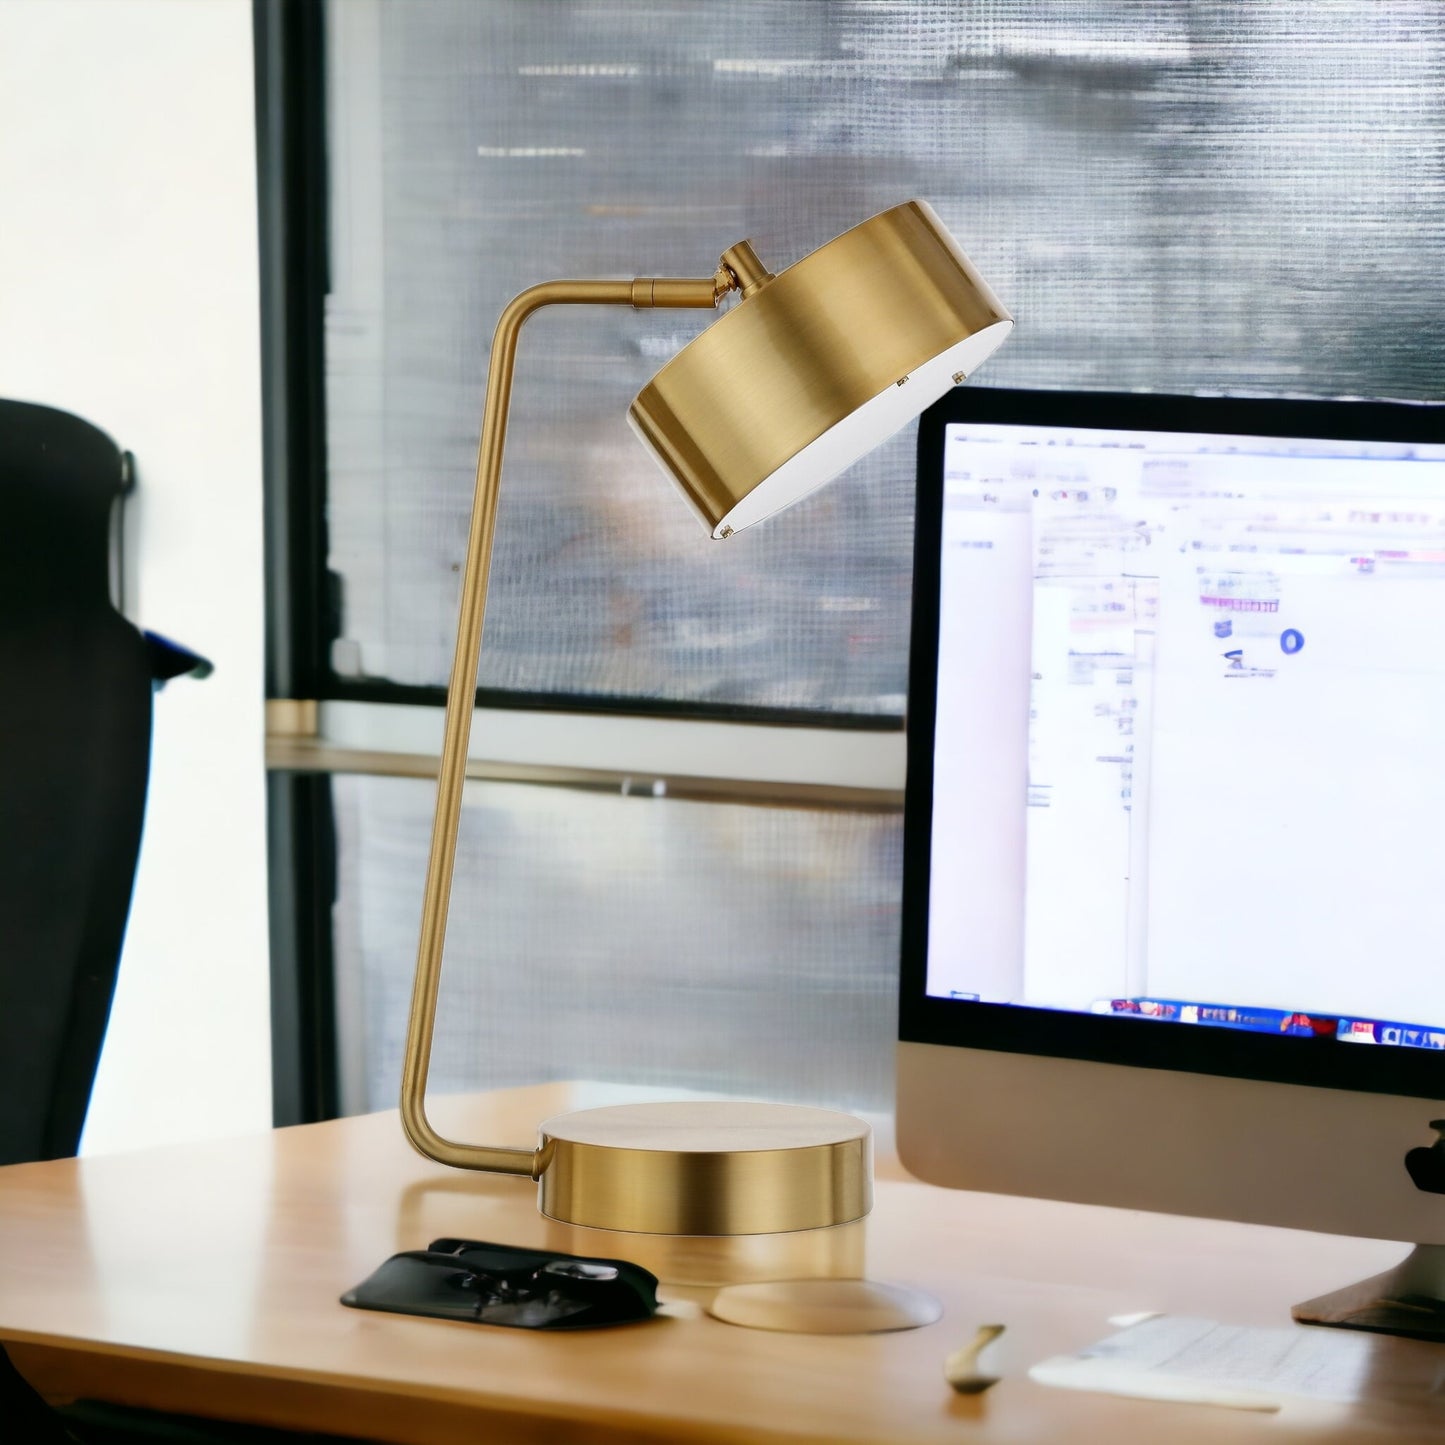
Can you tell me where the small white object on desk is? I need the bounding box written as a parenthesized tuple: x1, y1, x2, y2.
(1029, 1314, 1381, 1412)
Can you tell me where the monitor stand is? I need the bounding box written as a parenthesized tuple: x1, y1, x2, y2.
(1293, 1244, 1445, 1341)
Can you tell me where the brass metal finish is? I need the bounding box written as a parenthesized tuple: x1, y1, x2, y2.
(719, 240, 775, 298)
(944, 1323, 1008, 1390)
(630, 200, 1012, 537)
(544, 1212, 867, 1289)
(629, 276, 727, 310)
(398, 210, 1001, 1227)
(264, 698, 318, 738)
(536, 1102, 871, 1235)
(400, 276, 727, 1179)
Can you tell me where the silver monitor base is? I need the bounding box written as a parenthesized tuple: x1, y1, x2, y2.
(1294, 1244, 1445, 1341)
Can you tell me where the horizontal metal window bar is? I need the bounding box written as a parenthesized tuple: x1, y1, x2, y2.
(324, 678, 905, 735)
(265, 700, 906, 812)
(265, 736, 902, 812)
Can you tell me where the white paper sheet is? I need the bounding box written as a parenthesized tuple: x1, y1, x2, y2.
(1030, 1315, 1376, 1411)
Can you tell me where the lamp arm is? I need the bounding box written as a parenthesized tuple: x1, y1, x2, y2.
(400, 273, 731, 1177)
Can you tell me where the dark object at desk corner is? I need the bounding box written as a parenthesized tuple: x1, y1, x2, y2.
(342, 1238, 660, 1332)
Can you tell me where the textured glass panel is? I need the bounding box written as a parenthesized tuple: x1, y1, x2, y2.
(332, 774, 901, 1114)
(325, 0, 1445, 712)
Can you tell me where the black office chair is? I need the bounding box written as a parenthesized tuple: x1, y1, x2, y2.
(0, 400, 160, 1166)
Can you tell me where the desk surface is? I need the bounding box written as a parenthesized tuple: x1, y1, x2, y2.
(1, 1083, 1442, 1444)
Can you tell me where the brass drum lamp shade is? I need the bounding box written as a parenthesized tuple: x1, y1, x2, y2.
(399, 200, 1012, 1238)
(631, 201, 1013, 537)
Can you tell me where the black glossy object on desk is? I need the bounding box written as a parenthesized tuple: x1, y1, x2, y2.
(343, 1238, 660, 1330)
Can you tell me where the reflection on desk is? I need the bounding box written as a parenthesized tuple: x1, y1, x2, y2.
(1, 1083, 1441, 1444)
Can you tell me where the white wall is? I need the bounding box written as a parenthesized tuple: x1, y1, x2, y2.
(0, 0, 271, 1153)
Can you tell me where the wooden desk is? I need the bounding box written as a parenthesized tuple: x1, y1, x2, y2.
(1, 1084, 1442, 1444)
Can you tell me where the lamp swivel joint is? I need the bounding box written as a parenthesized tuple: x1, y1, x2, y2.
(624, 241, 772, 313)
(718, 240, 775, 299)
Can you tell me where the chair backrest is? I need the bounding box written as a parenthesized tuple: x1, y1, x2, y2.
(0, 400, 153, 1164)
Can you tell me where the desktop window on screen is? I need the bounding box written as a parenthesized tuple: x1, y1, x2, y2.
(926, 420, 1445, 1052)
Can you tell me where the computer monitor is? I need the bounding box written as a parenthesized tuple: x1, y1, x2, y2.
(896, 389, 1445, 1259)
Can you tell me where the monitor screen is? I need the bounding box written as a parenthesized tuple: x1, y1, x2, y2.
(900, 390, 1445, 1099)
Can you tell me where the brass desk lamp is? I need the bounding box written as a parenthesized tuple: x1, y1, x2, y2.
(401, 200, 1012, 1237)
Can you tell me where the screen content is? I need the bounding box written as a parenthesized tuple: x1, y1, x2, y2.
(926, 417, 1445, 1052)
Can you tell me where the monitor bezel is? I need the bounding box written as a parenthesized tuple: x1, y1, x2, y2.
(899, 387, 1445, 1101)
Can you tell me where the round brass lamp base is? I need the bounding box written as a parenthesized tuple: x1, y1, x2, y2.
(536, 1101, 872, 1236)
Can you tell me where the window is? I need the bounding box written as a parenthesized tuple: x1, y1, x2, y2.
(262, 0, 1445, 1120)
